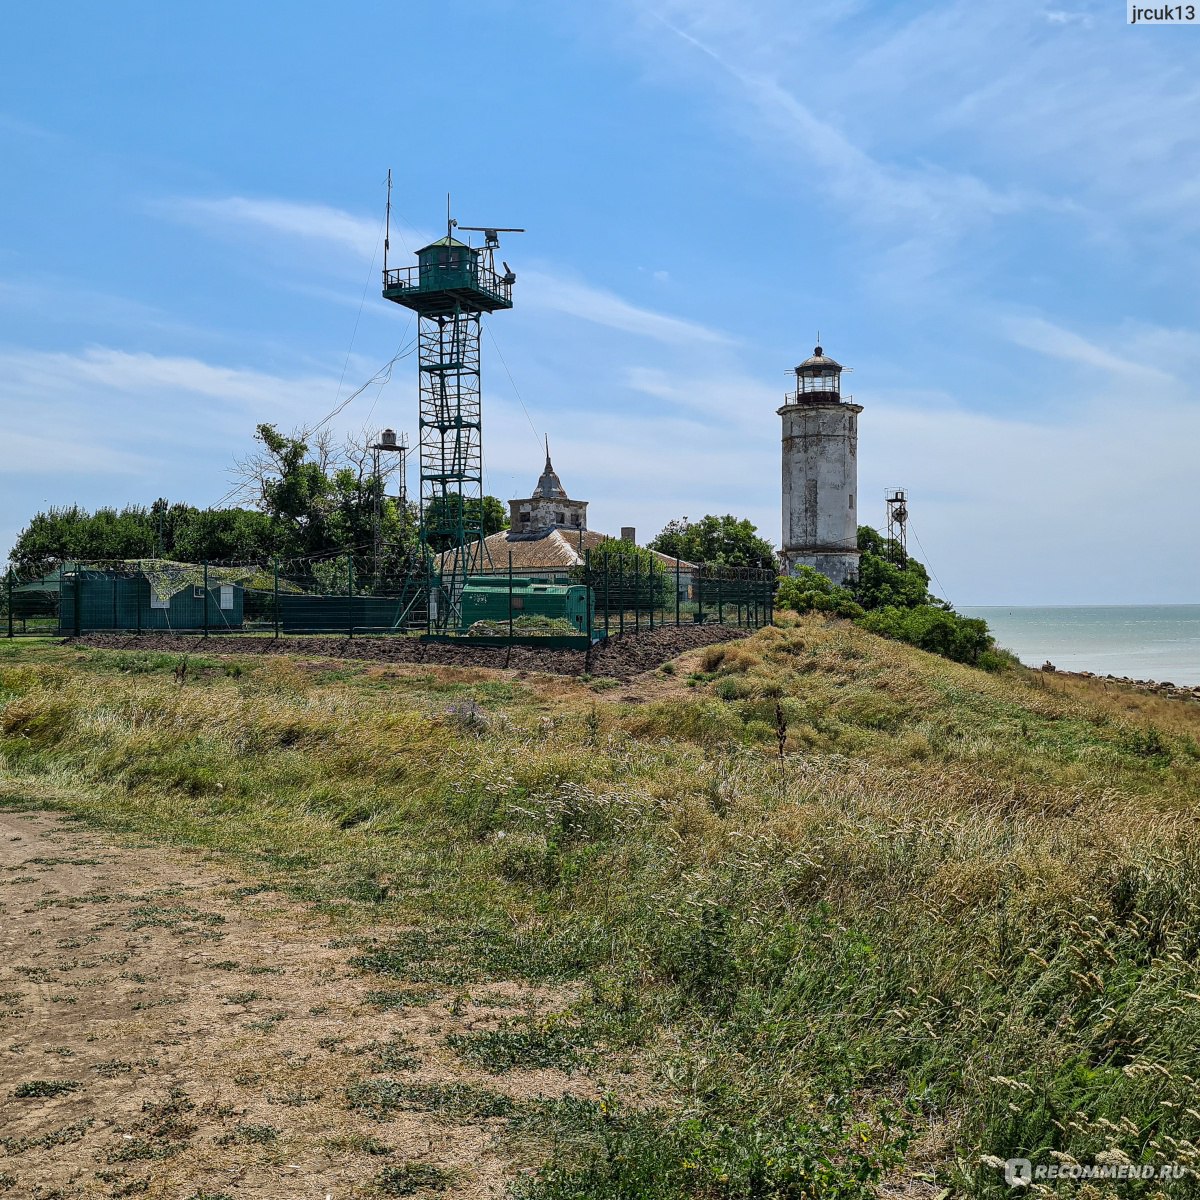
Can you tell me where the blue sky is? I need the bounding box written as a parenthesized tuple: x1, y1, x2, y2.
(1, 0, 1197, 603)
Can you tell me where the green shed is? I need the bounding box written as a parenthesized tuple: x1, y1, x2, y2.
(41, 568, 244, 632)
(458, 576, 593, 634)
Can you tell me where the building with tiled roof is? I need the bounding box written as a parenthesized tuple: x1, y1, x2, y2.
(437, 446, 695, 584)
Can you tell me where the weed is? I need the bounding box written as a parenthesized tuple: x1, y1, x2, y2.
(368, 1038, 420, 1073)
(215, 1122, 279, 1146)
(246, 1011, 287, 1032)
(1, 1118, 93, 1154)
(447, 1021, 586, 1073)
(91, 1059, 134, 1078)
(375, 1163, 452, 1195)
(221, 990, 264, 1004)
(346, 1079, 515, 1121)
(364, 987, 439, 1010)
(13, 1078, 80, 1098)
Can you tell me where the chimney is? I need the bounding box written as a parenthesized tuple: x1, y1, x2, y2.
(620, 527, 636, 543)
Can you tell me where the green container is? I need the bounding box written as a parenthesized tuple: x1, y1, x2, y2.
(458, 576, 593, 634)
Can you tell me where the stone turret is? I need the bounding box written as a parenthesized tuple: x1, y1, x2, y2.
(508, 439, 589, 533)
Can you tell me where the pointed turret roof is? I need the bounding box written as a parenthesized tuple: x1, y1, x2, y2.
(533, 437, 568, 499)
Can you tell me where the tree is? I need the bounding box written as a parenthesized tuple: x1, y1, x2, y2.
(851, 527, 932, 611)
(422, 494, 508, 554)
(572, 537, 671, 608)
(649, 515, 778, 570)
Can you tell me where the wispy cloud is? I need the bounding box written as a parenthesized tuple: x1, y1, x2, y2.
(520, 269, 734, 346)
(161, 194, 736, 348)
(645, 6, 1066, 238)
(161, 195, 427, 262)
(0, 346, 337, 411)
(1004, 316, 1175, 379)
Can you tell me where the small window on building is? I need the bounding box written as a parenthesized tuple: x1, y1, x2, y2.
(150, 594, 170, 610)
(520, 512, 530, 522)
(555, 511, 565, 524)
(571, 512, 581, 525)
(849, 494, 855, 509)
(193, 585, 205, 600)
(219, 585, 234, 611)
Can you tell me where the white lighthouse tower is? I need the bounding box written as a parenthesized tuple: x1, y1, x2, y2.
(779, 345, 862, 585)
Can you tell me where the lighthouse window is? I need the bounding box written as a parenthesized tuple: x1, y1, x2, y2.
(849, 494, 855, 509)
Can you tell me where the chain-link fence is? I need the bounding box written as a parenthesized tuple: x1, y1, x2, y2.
(3, 552, 776, 644)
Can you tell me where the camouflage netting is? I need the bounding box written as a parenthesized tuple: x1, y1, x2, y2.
(101, 560, 266, 606)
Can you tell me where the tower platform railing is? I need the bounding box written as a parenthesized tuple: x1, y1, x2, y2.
(781, 389, 854, 406)
(382, 262, 512, 310)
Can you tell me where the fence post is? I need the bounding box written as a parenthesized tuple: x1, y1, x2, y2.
(112, 573, 118, 631)
(603, 552, 610, 637)
(6, 569, 12, 639)
(203, 562, 209, 639)
(634, 554, 642, 634)
(697, 567, 704, 626)
(273, 557, 280, 640)
(675, 558, 681, 627)
(648, 558, 654, 631)
(508, 551, 514, 643)
(348, 555, 355, 639)
(717, 575, 724, 625)
(618, 553, 625, 636)
(584, 549, 593, 642)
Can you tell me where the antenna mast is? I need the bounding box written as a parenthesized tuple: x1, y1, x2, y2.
(384, 169, 392, 275)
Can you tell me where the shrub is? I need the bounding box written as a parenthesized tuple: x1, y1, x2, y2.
(775, 568, 863, 619)
(858, 605, 992, 665)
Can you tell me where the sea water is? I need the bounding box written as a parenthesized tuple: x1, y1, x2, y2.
(958, 606, 1200, 688)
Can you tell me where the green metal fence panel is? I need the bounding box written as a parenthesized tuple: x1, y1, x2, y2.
(0, 553, 775, 641)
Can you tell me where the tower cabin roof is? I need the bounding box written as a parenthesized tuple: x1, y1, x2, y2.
(416, 235, 475, 253)
(796, 345, 843, 374)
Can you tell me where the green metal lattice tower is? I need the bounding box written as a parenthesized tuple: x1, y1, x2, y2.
(382, 208, 520, 630)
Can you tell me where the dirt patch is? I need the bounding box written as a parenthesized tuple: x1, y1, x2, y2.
(0, 812, 599, 1198)
(69, 624, 753, 681)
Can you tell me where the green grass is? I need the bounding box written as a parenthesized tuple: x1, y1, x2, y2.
(3, 631, 1200, 1195)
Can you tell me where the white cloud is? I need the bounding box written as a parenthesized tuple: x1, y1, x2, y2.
(519, 269, 734, 346)
(162, 193, 736, 348)
(0, 346, 337, 411)
(167, 196, 390, 259)
(1004, 316, 1174, 380)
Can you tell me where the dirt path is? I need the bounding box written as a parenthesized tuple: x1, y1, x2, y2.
(0, 812, 593, 1199)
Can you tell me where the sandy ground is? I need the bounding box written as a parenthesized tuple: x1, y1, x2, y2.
(0, 811, 595, 1200)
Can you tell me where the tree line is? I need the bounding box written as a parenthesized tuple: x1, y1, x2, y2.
(7, 425, 777, 582)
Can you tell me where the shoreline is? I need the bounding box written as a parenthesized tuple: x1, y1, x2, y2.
(1040, 661, 1200, 703)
